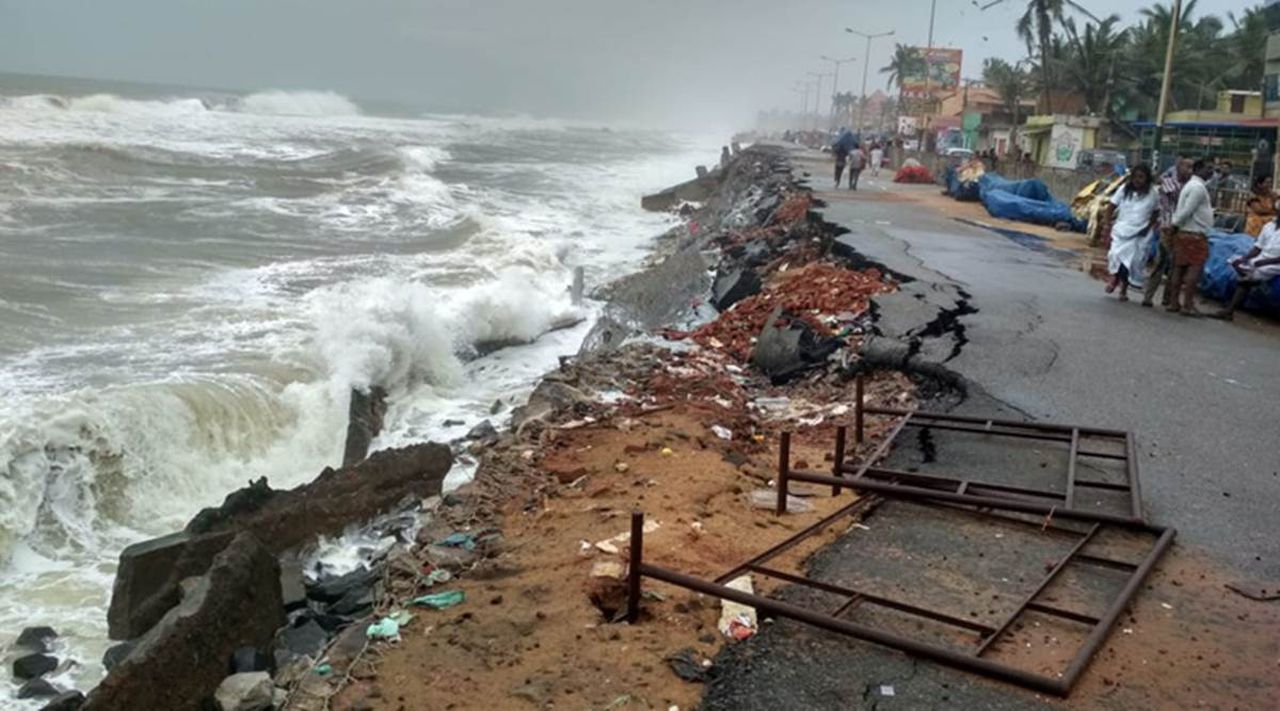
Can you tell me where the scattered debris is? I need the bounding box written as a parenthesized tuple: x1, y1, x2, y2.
(410, 590, 465, 609)
(665, 648, 711, 683)
(1225, 581, 1280, 602)
(717, 577, 758, 641)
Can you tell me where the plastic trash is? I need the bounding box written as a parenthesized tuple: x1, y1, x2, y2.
(880, 685, 896, 697)
(717, 576, 758, 640)
(313, 664, 332, 676)
(366, 617, 401, 641)
(411, 590, 465, 609)
(422, 568, 452, 587)
(710, 425, 733, 440)
(440, 533, 477, 551)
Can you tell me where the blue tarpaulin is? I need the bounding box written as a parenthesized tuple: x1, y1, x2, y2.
(976, 174, 1083, 231)
(1200, 231, 1280, 316)
(944, 167, 981, 201)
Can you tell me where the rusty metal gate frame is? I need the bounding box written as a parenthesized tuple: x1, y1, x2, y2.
(776, 375, 1146, 525)
(623, 377, 1175, 697)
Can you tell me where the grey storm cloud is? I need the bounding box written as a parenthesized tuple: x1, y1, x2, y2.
(0, 0, 1250, 129)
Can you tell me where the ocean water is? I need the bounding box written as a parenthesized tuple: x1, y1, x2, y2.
(0, 73, 713, 702)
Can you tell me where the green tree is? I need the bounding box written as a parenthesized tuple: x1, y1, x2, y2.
(1059, 15, 1129, 117)
(880, 44, 925, 91)
(983, 58, 1032, 145)
(1015, 0, 1101, 112)
(1226, 6, 1269, 91)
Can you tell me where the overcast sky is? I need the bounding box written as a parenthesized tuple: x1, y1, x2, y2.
(0, 0, 1252, 130)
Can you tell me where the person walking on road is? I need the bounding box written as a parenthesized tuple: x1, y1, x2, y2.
(1164, 159, 1216, 316)
(870, 143, 884, 177)
(847, 146, 866, 190)
(1103, 164, 1159, 302)
(832, 128, 856, 188)
(1142, 156, 1193, 307)
(1215, 216, 1280, 321)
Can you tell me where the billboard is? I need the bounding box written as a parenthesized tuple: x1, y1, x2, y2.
(899, 47, 962, 99)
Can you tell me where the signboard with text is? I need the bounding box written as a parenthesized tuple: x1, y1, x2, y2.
(899, 47, 963, 99)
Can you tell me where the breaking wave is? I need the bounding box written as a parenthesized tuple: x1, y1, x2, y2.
(0, 89, 363, 117)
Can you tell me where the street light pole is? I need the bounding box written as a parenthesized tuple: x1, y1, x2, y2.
(821, 55, 858, 128)
(1152, 0, 1183, 172)
(846, 28, 895, 135)
(807, 71, 831, 130)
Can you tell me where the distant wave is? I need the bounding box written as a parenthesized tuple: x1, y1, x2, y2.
(232, 90, 361, 117)
(1, 89, 362, 117)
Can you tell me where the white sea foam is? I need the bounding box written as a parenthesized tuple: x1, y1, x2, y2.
(235, 90, 361, 117)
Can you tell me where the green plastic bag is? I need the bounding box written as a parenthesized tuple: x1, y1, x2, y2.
(411, 589, 465, 609)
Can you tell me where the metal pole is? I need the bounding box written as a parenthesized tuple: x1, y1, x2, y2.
(1152, 0, 1183, 171)
(832, 426, 847, 496)
(859, 39, 872, 132)
(626, 509, 644, 622)
(776, 432, 791, 515)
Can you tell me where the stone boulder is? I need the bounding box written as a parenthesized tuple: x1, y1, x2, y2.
(213, 671, 273, 711)
(83, 533, 284, 711)
(342, 386, 387, 467)
(751, 307, 840, 383)
(15, 626, 58, 654)
(18, 678, 59, 699)
(711, 267, 761, 311)
(13, 653, 58, 680)
(37, 691, 84, 710)
(108, 443, 450, 640)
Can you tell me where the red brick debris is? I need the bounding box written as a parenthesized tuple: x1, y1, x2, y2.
(689, 263, 897, 362)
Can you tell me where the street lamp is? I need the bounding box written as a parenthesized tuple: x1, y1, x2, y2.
(820, 55, 858, 127)
(807, 71, 832, 130)
(845, 27, 895, 135)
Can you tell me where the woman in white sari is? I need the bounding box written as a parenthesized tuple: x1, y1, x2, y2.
(1104, 164, 1159, 301)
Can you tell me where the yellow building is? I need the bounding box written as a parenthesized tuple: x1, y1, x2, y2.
(1166, 90, 1265, 124)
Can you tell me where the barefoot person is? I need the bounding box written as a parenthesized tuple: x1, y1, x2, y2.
(1142, 156, 1192, 307)
(870, 143, 884, 177)
(1216, 216, 1280, 320)
(847, 146, 866, 190)
(1104, 164, 1159, 301)
(1165, 159, 1216, 316)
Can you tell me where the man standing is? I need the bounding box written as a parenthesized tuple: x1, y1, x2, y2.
(1164, 159, 1216, 316)
(847, 146, 866, 190)
(1142, 156, 1193, 307)
(870, 143, 884, 177)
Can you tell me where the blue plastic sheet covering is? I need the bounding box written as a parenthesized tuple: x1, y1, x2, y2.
(978, 174, 1052, 201)
(977, 173, 1083, 231)
(944, 167, 981, 201)
(1200, 231, 1280, 315)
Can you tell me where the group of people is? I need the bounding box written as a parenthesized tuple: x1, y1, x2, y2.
(1104, 155, 1280, 320)
(831, 128, 884, 190)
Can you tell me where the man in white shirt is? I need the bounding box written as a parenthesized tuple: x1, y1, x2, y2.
(1165, 159, 1216, 315)
(1215, 218, 1280, 320)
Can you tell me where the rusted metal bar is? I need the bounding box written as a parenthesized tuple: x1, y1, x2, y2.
(854, 374, 865, 444)
(748, 564, 996, 634)
(787, 468, 1149, 528)
(1074, 479, 1130, 491)
(855, 466, 1068, 502)
(637, 561, 1072, 697)
(868, 417, 1126, 459)
(862, 406, 1128, 438)
(1065, 428, 1079, 509)
(975, 524, 1100, 656)
(830, 593, 866, 618)
(1057, 526, 1175, 689)
(1126, 431, 1143, 522)
(713, 497, 874, 585)
(777, 432, 791, 515)
(626, 510, 644, 623)
(832, 426, 847, 496)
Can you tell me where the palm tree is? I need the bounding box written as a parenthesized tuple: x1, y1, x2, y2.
(983, 58, 1032, 149)
(1225, 6, 1268, 92)
(1015, 0, 1101, 112)
(880, 44, 925, 92)
(1060, 15, 1129, 117)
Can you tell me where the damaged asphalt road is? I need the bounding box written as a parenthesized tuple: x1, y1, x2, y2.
(700, 161, 1280, 710)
